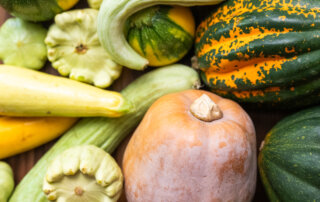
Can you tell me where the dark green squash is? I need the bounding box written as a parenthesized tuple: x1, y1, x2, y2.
(258, 106, 320, 201)
(194, 0, 320, 108)
(0, 0, 79, 21)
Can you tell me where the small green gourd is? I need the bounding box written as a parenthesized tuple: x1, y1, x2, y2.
(43, 145, 123, 202)
(0, 161, 14, 202)
(46, 9, 122, 88)
(0, 18, 47, 70)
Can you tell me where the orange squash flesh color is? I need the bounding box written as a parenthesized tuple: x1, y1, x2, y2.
(123, 89, 256, 202)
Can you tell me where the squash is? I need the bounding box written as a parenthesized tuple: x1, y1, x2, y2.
(0, 0, 79, 21)
(0, 117, 77, 159)
(43, 145, 123, 202)
(0, 18, 47, 70)
(123, 90, 256, 202)
(97, 0, 225, 70)
(9, 64, 200, 202)
(0, 161, 14, 202)
(194, 0, 320, 108)
(0, 65, 130, 117)
(46, 9, 122, 88)
(126, 5, 195, 67)
(259, 106, 320, 202)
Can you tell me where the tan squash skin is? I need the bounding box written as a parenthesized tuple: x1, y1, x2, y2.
(123, 89, 256, 202)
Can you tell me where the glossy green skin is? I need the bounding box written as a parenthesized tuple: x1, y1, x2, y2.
(9, 64, 200, 202)
(259, 106, 320, 202)
(0, 0, 62, 21)
(195, 0, 320, 107)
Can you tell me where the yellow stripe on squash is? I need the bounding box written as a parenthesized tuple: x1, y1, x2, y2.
(167, 6, 195, 37)
(57, 0, 79, 10)
(0, 117, 77, 159)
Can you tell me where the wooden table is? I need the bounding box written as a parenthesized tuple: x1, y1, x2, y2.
(0, 1, 295, 201)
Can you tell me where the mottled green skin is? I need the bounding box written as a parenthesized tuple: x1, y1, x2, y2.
(126, 6, 193, 65)
(259, 106, 320, 202)
(0, 0, 62, 21)
(195, 0, 320, 107)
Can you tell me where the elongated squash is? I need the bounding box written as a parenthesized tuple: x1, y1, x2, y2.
(194, 0, 320, 108)
(9, 64, 200, 202)
(0, 65, 130, 117)
(0, 117, 77, 159)
(97, 0, 225, 70)
(0, 161, 14, 202)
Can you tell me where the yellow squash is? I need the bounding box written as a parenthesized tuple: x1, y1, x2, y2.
(0, 65, 130, 117)
(0, 117, 77, 159)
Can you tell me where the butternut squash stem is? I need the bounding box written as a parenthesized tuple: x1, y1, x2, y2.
(190, 94, 223, 122)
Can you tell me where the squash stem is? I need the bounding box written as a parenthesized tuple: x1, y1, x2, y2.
(190, 94, 223, 122)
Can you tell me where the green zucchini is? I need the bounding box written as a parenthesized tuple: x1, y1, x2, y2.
(0, 161, 14, 202)
(9, 64, 200, 202)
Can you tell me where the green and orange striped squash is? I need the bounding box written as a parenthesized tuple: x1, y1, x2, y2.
(0, 0, 79, 21)
(126, 5, 195, 67)
(194, 0, 320, 108)
(259, 106, 320, 201)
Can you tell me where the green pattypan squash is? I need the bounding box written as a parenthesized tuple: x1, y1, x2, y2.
(45, 9, 122, 88)
(0, 18, 47, 70)
(0, 161, 14, 202)
(43, 145, 123, 202)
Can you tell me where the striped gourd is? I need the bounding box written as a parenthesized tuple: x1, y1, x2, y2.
(126, 5, 195, 67)
(194, 0, 320, 108)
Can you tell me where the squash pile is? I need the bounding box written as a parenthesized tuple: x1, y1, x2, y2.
(0, 0, 319, 202)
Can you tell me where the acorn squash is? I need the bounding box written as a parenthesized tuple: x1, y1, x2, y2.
(0, 0, 79, 21)
(259, 106, 320, 201)
(126, 5, 195, 67)
(194, 0, 320, 108)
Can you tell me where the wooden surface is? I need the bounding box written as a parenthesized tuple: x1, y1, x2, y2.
(0, 2, 296, 201)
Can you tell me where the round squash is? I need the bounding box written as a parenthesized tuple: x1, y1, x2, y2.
(194, 0, 320, 108)
(0, 161, 14, 202)
(123, 89, 256, 202)
(0, 0, 79, 21)
(259, 106, 320, 202)
(126, 5, 195, 67)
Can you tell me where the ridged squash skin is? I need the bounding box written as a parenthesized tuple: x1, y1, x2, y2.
(0, 0, 79, 21)
(126, 6, 195, 67)
(0, 117, 77, 159)
(194, 0, 320, 108)
(259, 106, 320, 202)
